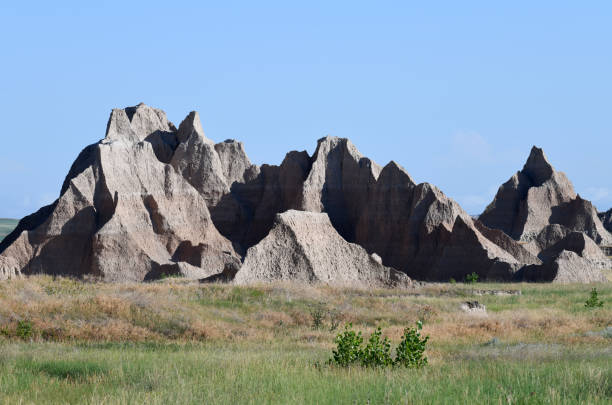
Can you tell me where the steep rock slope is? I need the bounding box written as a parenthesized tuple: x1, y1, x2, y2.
(363, 178, 528, 280)
(234, 210, 412, 288)
(480, 147, 612, 245)
(219, 136, 531, 281)
(0, 104, 238, 281)
(516, 251, 607, 283)
(2, 105, 603, 284)
(210, 151, 311, 252)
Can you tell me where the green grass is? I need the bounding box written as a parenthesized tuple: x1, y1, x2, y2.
(0, 342, 609, 404)
(0, 278, 610, 403)
(0, 218, 18, 241)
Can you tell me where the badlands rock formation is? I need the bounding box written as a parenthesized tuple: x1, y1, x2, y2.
(296, 138, 531, 281)
(480, 147, 612, 245)
(480, 147, 611, 281)
(233, 210, 412, 287)
(0, 104, 238, 281)
(516, 251, 607, 283)
(216, 135, 532, 281)
(0, 104, 608, 284)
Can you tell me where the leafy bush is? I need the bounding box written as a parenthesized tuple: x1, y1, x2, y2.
(329, 322, 429, 369)
(330, 323, 363, 367)
(449, 278, 456, 284)
(585, 288, 604, 308)
(16, 320, 34, 340)
(360, 327, 393, 367)
(395, 321, 429, 368)
(466, 272, 479, 284)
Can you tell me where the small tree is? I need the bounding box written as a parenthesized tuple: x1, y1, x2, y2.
(330, 323, 363, 367)
(329, 323, 429, 369)
(466, 272, 479, 284)
(585, 288, 604, 308)
(360, 327, 393, 368)
(394, 321, 429, 368)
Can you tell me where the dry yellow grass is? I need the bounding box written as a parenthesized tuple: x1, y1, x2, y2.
(0, 276, 610, 348)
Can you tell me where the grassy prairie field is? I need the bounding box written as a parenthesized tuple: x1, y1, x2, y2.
(0, 277, 610, 404)
(0, 218, 17, 241)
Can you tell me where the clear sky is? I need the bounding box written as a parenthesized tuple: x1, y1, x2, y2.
(1, 2, 611, 218)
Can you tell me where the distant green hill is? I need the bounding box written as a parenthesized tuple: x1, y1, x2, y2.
(0, 219, 18, 242)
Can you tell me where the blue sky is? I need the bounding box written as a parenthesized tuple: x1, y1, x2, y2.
(1, 2, 611, 218)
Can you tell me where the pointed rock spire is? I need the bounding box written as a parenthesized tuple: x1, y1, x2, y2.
(104, 108, 138, 143)
(523, 146, 554, 186)
(480, 146, 612, 247)
(176, 111, 210, 144)
(214, 140, 258, 186)
(103, 103, 176, 144)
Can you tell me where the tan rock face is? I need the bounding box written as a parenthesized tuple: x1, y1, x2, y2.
(214, 140, 259, 186)
(210, 150, 311, 252)
(299, 137, 381, 240)
(170, 112, 229, 207)
(474, 220, 541, 266)
(2, 105, 606, 284)
(0, 104, 237, 281)
(0, 256, 20, 280)
(219, 136, 531, 282)
(516, 250, 607, 283)
(480, 146, 612, 245)
(234, 210, 412, 288)
(538, 231, 610, 269)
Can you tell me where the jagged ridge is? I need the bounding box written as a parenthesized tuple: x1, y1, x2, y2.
(1, 104, 609, 284)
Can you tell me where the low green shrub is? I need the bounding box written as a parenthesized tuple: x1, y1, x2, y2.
(360, 327, 393, 367)
(330, 323, 363, 367)
(395, 321, 429, 368)
(329, 322, 429, 369)
(16, 320, 33, 340)
(585, 288, 604, 308)
(466, 272, 479, 284)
